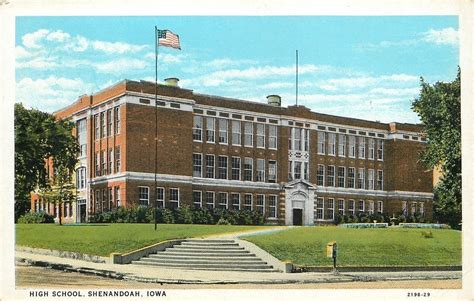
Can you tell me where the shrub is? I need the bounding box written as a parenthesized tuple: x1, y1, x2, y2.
(421, 230, 434, 238)
(17, 211, 55, 224)
(216, 217, 231, 225)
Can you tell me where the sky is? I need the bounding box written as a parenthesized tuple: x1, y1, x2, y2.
(15, 16, 459, 123)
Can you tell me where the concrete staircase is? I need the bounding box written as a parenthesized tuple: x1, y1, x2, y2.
(132, 239, 278, 272)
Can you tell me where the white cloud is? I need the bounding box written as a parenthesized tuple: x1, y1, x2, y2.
(92, 40, 147, 54)
(209, 64, 319, 80)
(317, 73, 419, 91)
(46, 30, 71, 43)
(368, 87, 420, 96)
(22, 29, 49, 48)
(422, 27, 459, 46)
(15, 46, 31, 59)
(16, 57, 59, 69)
(65, 35, 89, 52)
(95, 58, 148, 74)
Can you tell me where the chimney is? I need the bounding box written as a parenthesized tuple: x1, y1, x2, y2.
(266, 95, 281, 107)
(164, 77, 179, 87)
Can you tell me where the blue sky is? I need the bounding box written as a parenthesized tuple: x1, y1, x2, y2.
(15, 16, 459, 123)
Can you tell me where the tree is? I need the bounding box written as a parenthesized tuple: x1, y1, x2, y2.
(14, 103, 79, 222)
(411, 68, 461, 229)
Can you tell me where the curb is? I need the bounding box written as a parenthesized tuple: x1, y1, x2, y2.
(297, 265, 462, 273)
(15, 246, 108, 264)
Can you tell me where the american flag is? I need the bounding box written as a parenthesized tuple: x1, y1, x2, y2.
(157, 29, 181, 50)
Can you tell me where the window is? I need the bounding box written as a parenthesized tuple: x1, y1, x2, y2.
(218, 156, 228, 179)
(244, 122, 253, 147)
(232, 120, 241, 145)
(76, 167, 86, 190)
(115, 146, 121, 173)
(358, 200, 365, 212)
(317, 131, 326, 154)
(268, 160, 277, 183)
(256, 195, 265, 214)
(156, 187, 164, 208)
(108, 148, 113, 175)
(288, 161, 293, 180)
(368, 201, 374, 214)
(316, 197, 324, 220)
(138, 186, 149, 206)
(218, 119, 228, 144)
(338, 134, 346, 157)
(303, 162, 309, 180)
(205, 155, 215, 178)
(256, 123, 265, 148)
(107, 109, 112, 137)
(294, 161, 302, 180)
(114, 106, 120, 135)
(193, 153, 202, 177)
(76, 118, 87, 157)
(115, 186, 121, 207)
(256, 159, 265, 182)
(231, 193, 240, 210)
(269, 125, 277, 149)
(348, 135, 356, 158)
(368, 169, 375, 190)
(347, 167, 355, 188)
(243, 194, 253, 211)
(304, 129, 309, 151)
(218, 192, 228, 209)
(338, 199, 345, 215)
(169, 188, 179, 209)
(243, 158, 253, 181)
(337, 167, 345, 188)
(100, 112, 106, 138)
(316, 164, 325, 186)
(357, 168, 365, 189)
(293, 128, 301, 151)
(101, 151, 106, 175)
(231, 157, 241, 180)
(377, 140, 384, 161)
(419, 202, 424, 215)
(348, 199, 355, 216)
(358, 136, 366, 158)
(377, 170, 384, 190)
(268, 195, 277, 218)
(326, 198, 334, 220)
(94, 114, 100, 140)
(95, 152, 100, 176)
(328, 133, 336, 155)
(108, 187, 113, 210)
(95, 190, 100, 213)
(193, 116, 203, 141)
(327, 165, 335, 187)
(402, 201, 408, 215)
(193, 191, 202, 208)
(206, 117, 215, 143)
(377, 201, 383, 213)
(205, 191, 215, 209)
(368, 138, 375, 160)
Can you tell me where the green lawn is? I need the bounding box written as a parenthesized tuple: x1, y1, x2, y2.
(243, 226, 462, 267)
(16, 224, 267, 257)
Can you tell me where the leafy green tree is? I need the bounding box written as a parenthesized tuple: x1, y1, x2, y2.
(412, 69, 461, 229)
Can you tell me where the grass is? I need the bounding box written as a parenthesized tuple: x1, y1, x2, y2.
(16, 224, 267, 257)
(243, 226, 462, 267)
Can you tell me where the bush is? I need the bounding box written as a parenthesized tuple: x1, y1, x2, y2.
(216, 217, 231, 225)
(17, 211, 55, 224)
(421, 230, 434, 238)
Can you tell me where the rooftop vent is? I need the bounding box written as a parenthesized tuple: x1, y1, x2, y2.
(266, 95, 281, 107)
(164, 77, 179, 87)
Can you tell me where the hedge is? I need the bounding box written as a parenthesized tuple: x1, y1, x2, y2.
(17, 211, 55, 224)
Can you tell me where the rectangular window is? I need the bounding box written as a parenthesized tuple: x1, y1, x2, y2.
(108, 187, 113, 210)
(317, 131, 326, 154)
(337, 167, 345, 188)
(107, 109, 112, 137)
(244, 122, 253, 147)
(94, 114, 100, 140)
(101, 150, 106, 175)
(326, 198, 334, 220)
(327, 165, 335, 187)
(288, 161, 293, 180)
(256, 159, 265, 182)
(232, 120, 241, 145)
(218, 192, 228, 209)
(205, 191, 215, 209)
(205, 155, 215, 178)
(256, 195, 265, 214)
(303, 129, 309, 152)
(348, 167, 355, 188)
(303, 162, 309, 180)
(348, 199, 355, 216)
(231, 157, 241, 180)
(368, 138, 375, 160)
(193, 115, 203, 141)
(156, 187, 165, 208)
(206, 117, 215, 143)
(328, 133, 336, 155)
(76, 118, 87, 157)
(243, 157, 253, 181)
(269, 125, 277, 149)
(138, 186, 149, 206)
(419, 202, 424, 215)
(268, 195, 277, 218)
(377, 140, 384, 161)
(108, 149, 113, 175)
(100, 112, 106, 138)
(218, 156, 228, 179)
(193, 153, 202, 177)
(218, 119, 228, 144)
(268, 160, 277, 183)
(256, 123, 265, 148)
(358, 136, 366, 158)
(231, 193, 240, 210)
(193, 191, 202, 209)
(316, 197, 324, 220)
(169, 188, 179, 209)
(377, 170, 384, 190)
(317, 164, 325, 186)
(348, 135, 356, 158)
(294, 161, 302, 180)
(358, 200, 365, 212)
(338, 199, 345, 216)
(377, 201, 383, 213)
(115, 186, 121, 207)
(95, 152, 100, 176)
(243, 194, 253, 211)
(368, 201, 375, 214)
(338, 134, 346, 157)
(115, 146, 121, 173)
(357, 168, 365, 189)
(293, 128, 301, 151)
(76, 167, 86, 190)
(368, 169, 375, 190)
(114, 106, 120, 135)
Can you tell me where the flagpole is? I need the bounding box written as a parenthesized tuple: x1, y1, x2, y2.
(154, 26, 159, 231)
(296, 49, 299, 106)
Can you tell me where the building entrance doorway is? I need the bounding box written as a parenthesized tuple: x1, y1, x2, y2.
(77, 200, 86, 223)
(293, 208, 303, 225)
